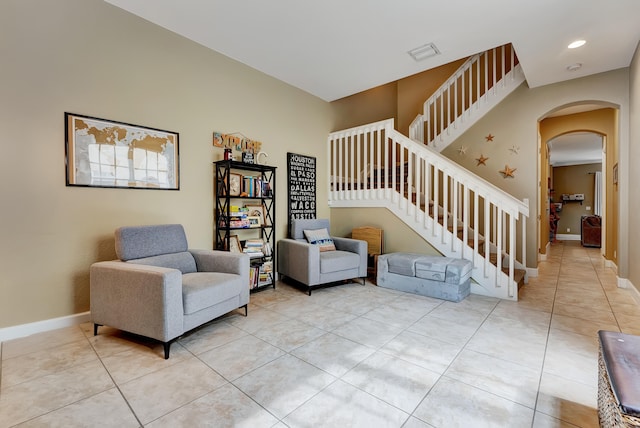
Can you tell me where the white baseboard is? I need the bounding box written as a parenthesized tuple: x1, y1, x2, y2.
(556, 234, 581, 241)
(0, 312, 91, 343)
(625, 279, 640, 304)
(526, 267, 538, 277)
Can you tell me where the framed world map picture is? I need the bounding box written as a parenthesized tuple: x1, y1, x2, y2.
(65, 113, 179, 190)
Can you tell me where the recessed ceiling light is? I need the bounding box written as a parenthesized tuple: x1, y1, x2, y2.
(568, 40, 586, 49)
(408, 43, 440, 62)
(566, 63, 582, 72)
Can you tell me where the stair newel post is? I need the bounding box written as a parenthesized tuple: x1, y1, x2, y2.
(424, 161, 431, 230)
(383, 126, 389, 199)
(508, 212, 516, 298)
(401, 143, 407, 210)
(496, 206, 503, 288)
(452, 177, 458, 252)
(337, 134, 343, 200)
(433, 164, 439, 238)
(391, 133, 397, 204)
(461, 67, 466, 119)
(425, 100, 431, 145)
(463, 185, 470, 259)
(349, 130, 355, 200)
(438, 88, 444, 145)
(442, 171, 449, 245)
(378, 127, 384, 199)
(501, 44, 506, 87)
(406, 148, 412, 215)
(356, 130, 361, 200)
(454, 72, 459, 127)
(328, 134, 333, 203)
(484, 51, 489, 102)
(362, 129, 375, 199)
(371, 128, 385, 199)
(476, 57, 481, 109)
(484, 199, 491, 278)
(491, 48, 498, 95)
(521, 198, 528, 273)
(473, 191, 480, 267)
(415, 154, 422, 222)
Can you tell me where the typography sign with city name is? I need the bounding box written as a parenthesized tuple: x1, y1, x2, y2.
(287, 152, 316, 234)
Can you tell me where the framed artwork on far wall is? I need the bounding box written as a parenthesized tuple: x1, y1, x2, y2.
(65, 112, 179, 190)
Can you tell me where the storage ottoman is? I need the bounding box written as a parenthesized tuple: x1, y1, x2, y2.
(376, 253, 472, 302)
(598, 330, 640, 427)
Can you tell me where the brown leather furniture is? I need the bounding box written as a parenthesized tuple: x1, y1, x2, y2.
(581, 215, 601, 248)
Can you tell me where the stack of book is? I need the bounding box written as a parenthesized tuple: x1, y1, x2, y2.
(243, 239, 264, 257)
(219, 206, 250, 228)
(258, 261, 273, 286)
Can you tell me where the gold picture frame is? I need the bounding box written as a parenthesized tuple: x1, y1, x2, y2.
(248, 216, 261, 228)
(228, 235, 242, 253)
(228, 173, 243, 196)
(245, 204, 268, 226)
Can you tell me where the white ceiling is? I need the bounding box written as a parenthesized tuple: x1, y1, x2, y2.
(104, 0, 640, 102)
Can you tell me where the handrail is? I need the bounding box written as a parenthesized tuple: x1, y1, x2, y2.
(328, 119, 529, 299)
(410, 44, 521, 151)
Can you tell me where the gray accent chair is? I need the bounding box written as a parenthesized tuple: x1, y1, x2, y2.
(277, 219, 367, 295)
(90, 224, 249, 359)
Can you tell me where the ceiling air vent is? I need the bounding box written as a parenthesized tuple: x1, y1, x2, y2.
(408, 43, 440, 62)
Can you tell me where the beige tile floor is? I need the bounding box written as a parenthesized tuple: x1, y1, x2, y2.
(2, 241, 640, 427)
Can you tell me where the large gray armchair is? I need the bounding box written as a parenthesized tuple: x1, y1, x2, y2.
(277, 219, 367, 295)
(90, 224, 249, 359)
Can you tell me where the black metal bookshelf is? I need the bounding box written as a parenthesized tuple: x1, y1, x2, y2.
(214, 160, 276, 292)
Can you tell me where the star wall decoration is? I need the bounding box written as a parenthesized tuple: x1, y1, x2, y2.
(485, 134, 494, 142)
(476, 154, 489, 166)
(509, 145, 520, 155)
(499, 165, 517, 178)
(457, 145, 467, 155)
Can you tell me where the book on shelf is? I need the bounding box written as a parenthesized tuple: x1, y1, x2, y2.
(262, 181, 272, 197)
(260, 260, 273, 273)
(249, 265, 269, 289)
(258, 273, 271, 286)
(243, 239, 265, 257)
(258, 261, 273, 287)
(244, 239, 264, 247)
(241, 175, 267, 198)
(218, 207, 251, 228)
(248, 266, 258, 289)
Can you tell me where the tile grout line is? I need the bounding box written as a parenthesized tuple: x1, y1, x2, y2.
(86, 325, 145, 428)
(531, 240, 563, 426)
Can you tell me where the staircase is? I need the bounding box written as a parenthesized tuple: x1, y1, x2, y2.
(328, 44, 529, 301)
(409, 44, 525, 151)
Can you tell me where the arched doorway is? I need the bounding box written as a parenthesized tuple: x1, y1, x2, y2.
(547, 131, 604, 247)
(537, 103, 618, 265)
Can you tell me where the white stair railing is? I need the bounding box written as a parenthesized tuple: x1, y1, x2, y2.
(409, 44, 524, 151)
(328, 119, 529, 300)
